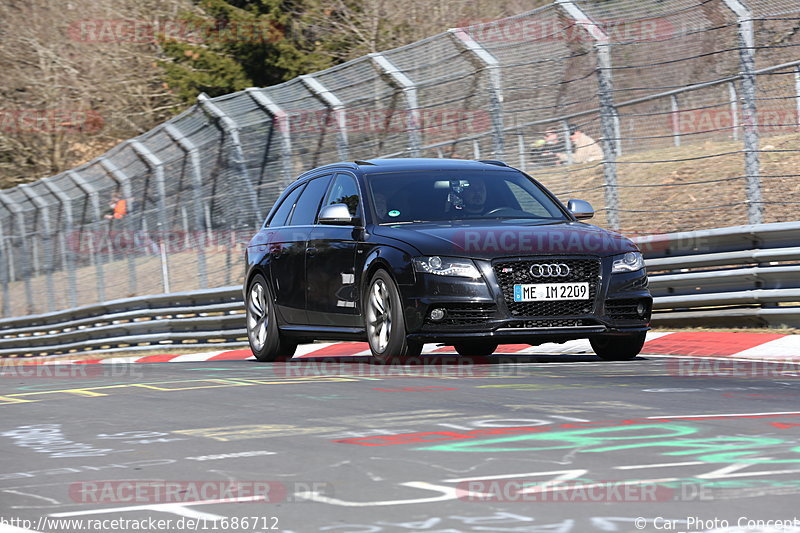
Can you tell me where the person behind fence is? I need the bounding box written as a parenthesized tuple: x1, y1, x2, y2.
(559, 124, 603, 164)
(529, 129, 566, 167)
(104, 191, 127, 220)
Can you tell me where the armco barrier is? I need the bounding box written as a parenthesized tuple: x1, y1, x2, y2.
(0, 221, 798, 357)
(634, 221, 800, 328)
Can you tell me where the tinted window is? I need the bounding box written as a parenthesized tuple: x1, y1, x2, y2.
(322, 174, 360, 217)
(367, 170, 566, 223)
(268, 184, 304, 227)
(289, 175, 332, 226)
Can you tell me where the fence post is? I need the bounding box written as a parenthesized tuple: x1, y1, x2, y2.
(40, 178, 78, 309)
(556, 0, 620, 230)
(794, 66, 800, 130)
(299, 75, 350, 161)
(722, 0, 762, 224)
(0, 194, 31, 314)
(165, 124, 209, 290)
(670, 95, 681, 147)
(130, 141, 171, 294)
(562, 120, 574, 165)
(18, 185, 55, 313)
(100, 158, 138, 296)
(246, 88, 295, 187)
(369, 53, 423, 157)
(198, 94, 261, 229)
(728, 82, 740, 141)
(66, 170, 105, 303)
(0, 216, 8, 316)
(517, 134, 526, 171)
(449, 28, 505, 158)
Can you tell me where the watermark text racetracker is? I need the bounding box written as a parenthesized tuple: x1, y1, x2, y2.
(458, 17, 686, 43)
(668, 358, 800, 378)
(67, 230, 254, 255)
(69, 480, 331, 504)
(284, 108, 490, 135)
(68, 18, 284, 45)
(454, 228, 634, 254)
(0, 110, 104, 134)
(457, 480, 714, 503)
(0, 362, 144, 379)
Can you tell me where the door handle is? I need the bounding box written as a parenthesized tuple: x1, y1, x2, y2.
(306, 247, 317, 257)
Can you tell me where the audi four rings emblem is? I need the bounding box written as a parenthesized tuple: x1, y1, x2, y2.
(529, 263, 570, 277)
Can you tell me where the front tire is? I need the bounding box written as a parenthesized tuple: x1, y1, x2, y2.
(246, 274, 297, 362)
(590, 332, 646, 361)
(365, 270, 422, 364)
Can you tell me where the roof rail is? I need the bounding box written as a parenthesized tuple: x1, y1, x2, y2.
(477, 159, 509, 167)
(354, 160, 376, 165)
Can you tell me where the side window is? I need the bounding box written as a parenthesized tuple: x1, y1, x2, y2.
(267, 184, 305, 227)
(322, 174, 360, 217)
(289, 175, 332, 226)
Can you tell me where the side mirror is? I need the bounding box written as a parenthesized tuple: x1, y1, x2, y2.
(567, 199, 594, 220)
(318, 204, 358, 225)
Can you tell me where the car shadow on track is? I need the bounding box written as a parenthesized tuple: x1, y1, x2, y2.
(259, 353, 648, 366)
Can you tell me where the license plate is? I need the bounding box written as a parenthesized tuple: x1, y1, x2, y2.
(513, 282, 589, 302)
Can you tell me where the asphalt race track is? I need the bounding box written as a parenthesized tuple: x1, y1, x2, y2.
(1, 351, 800, 533)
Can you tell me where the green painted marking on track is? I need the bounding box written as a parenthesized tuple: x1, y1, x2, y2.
(420, 424, 698, 453)
(420, 422, 800, 464)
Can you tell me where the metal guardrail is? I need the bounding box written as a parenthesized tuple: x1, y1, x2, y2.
(633, 221, 800, 328)
(0, 287, 246, 357)
(0, 221, 797, 357)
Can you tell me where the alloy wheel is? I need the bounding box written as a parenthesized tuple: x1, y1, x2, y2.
(247, 282, 268, 351)
(366, 278, 392, 352)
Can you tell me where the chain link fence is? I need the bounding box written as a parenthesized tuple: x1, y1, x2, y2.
(0, 0, 798, 318)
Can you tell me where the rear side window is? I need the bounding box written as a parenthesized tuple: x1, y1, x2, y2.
(322, 174, 360, 217)
(289, 175, 332, 226)
(268, 184, 304, 227)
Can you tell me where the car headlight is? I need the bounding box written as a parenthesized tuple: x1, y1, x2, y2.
(413, 256, 481, 279)
(612, 251, 645, 273)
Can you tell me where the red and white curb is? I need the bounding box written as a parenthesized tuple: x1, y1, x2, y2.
(19, 331, 800, 365)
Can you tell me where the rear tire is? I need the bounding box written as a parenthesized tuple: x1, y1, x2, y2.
(590, 332, 646, 361)
(365, 270, 422, 364)
(246, 274, 297, 362)
(453, 342, 498, 357)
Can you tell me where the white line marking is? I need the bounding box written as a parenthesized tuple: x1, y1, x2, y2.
(50, 495, 266, 519)
(647, 411, 800, 419)
(2, 489, 61, 504)
(99, 356, 143, 364)
(615, 461, 706, 470)
(169, 352, 225, 363)
(445, 469, 588, 483)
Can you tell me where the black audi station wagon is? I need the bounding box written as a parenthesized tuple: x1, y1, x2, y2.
(244, 159, 652, 363)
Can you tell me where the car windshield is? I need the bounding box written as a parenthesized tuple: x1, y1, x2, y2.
(367, 170, 569, 224)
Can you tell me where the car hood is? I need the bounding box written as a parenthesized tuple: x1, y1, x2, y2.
(371, 220, 638, 259)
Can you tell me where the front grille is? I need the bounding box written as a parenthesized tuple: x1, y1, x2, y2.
(493, 258, 600, 318)
(606, 299, 646, 321)
(506, 318, 596, 328)
(425, 303, 497, 327)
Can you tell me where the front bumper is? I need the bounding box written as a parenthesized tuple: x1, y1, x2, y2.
(402, 256, 652, 343)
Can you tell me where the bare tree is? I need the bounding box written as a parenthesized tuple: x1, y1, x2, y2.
(0, 0, 188, 188)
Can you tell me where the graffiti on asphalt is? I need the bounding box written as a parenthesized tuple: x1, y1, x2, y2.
(0, 424, 127, 458)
